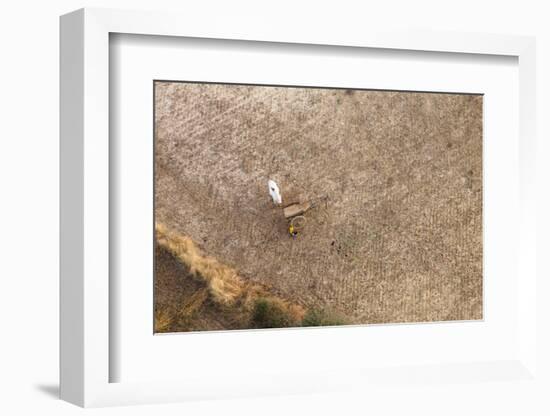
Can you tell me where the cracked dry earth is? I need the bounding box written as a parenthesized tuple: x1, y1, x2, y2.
(154, 81, 483, 326)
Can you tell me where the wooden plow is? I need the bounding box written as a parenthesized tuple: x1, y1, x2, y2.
(283, 195, 328, 237)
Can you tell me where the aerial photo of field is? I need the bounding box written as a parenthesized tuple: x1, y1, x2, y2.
(154, 81, 483, 333)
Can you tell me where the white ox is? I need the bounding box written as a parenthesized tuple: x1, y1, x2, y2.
(268, 179, 282, 205)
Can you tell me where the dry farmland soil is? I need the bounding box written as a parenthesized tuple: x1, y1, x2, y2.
(154, 81, 483, 330)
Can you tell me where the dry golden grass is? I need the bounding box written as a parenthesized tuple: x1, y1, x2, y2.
(156, 222, 243, 304)
(180, 287, 210, 315)
(154, 307, 173, 333)
(155, 222, 307, 331)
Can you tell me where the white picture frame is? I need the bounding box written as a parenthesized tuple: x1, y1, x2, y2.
(60, 8, 538, 408)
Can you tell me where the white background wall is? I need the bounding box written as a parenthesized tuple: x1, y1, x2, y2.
(0, 1, 548, 415)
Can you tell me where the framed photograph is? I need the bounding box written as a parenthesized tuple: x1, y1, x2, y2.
(60, 8, 538, 408)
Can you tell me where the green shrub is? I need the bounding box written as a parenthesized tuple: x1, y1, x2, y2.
(251, 298, 296, 328)
(301, 309, 346, 327)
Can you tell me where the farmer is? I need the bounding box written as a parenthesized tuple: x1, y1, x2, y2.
(289, 223, 298, 239)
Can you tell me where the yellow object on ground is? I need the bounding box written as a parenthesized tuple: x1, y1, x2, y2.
(289, 223, 299, 238)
